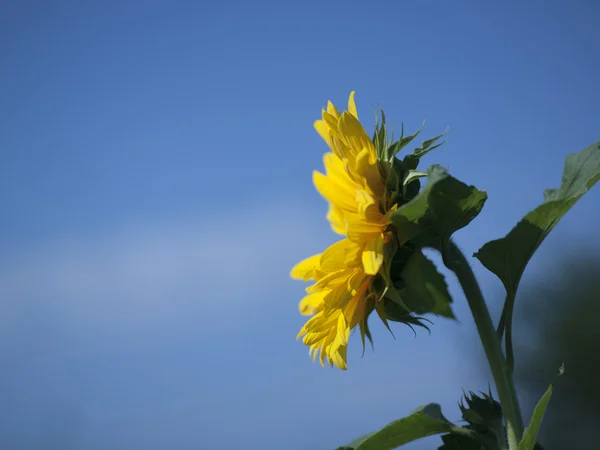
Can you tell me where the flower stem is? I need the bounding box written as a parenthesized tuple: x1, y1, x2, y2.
(444, 241, 524, 450)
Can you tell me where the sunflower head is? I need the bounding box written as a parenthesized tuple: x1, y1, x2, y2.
(292, 91, 449, 369)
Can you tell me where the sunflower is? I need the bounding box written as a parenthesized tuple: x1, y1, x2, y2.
(291, 92, 399, 369)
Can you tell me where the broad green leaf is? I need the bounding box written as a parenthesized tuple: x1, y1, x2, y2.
(474, 142, 600, 365)
(476, 142, 600, 299)
(343, 403, 454, 450)
(427, 169, 488, 251)
(399, 250, 454, 318)
(390, 165, 487, 250)
(518, 366, 564, 450)
(344, 432, 377, 449)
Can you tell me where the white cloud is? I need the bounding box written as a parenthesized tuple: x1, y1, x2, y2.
(0, 203, 328, 336)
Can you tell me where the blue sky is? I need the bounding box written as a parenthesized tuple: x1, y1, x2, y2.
(1, 1, 599, 449)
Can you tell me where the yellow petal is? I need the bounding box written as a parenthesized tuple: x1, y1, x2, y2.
(343, 241, 362, 266)
(336, 308, 350, 345)
(330, 345, 347, 370)
(362, 233, 385, 275)
(319, 339, 328, 367)
(338, 112, 371, 151)
(346, 268, 366, 294)
(299, 290, 327, 316)
(306, 268, 352, 293)
(323, 153, 354, 186)
(309, 343, 319, 362)
(322, 111, 339, 130)
(355, 189, 380, 221)
(344, 293, 363, 328)
(327, 204, 346, 235)
(303, 329, 331, 345)
(348, 91, 358, 119)
(313, 170, 357, 212)
(314, 120, 333, 150)
(324, 282, 352, 310)
(355, 145, 378, 173)
(320, 238, 360, 272)
(346, 218, 385, 245)
(327, 100, 340, 119)
(290, 254, 321, 280)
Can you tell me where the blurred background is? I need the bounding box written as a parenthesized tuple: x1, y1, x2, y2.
(1, 1, 599, 449)
(508, 248, 600, 449)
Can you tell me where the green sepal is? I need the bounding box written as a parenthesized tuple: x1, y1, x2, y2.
(382, 299, 431, 334)
(460, 390, 503, 428)
(372, 107, 390, 160)
(378, 235, 412, 312)
(438, 433, 485, 450)
(385, 157, 423, 211)
(374, 297, 396, 338)
(458, 390, 504, 448)
(403, 129, 448, 170)
(376, 239, 439, 329)
(383, 160, 402, 208)
(384, 120, 425, 161)
(403, 169, 428, 187)
(358, 299, 375, 356)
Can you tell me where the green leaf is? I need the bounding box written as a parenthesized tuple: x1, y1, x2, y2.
(342, 403, 454, 450)
(476, 141, 600, 300)
(427, 169, 488, 251)
(344, 432, 377, 449)
(518, 365, 564, 450)
(399, 250, 454, 318)
(474, 142, 600, 366)
(390, 165, 487, 251)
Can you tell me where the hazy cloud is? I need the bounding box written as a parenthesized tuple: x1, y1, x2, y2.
(0, 204, 326, 336)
